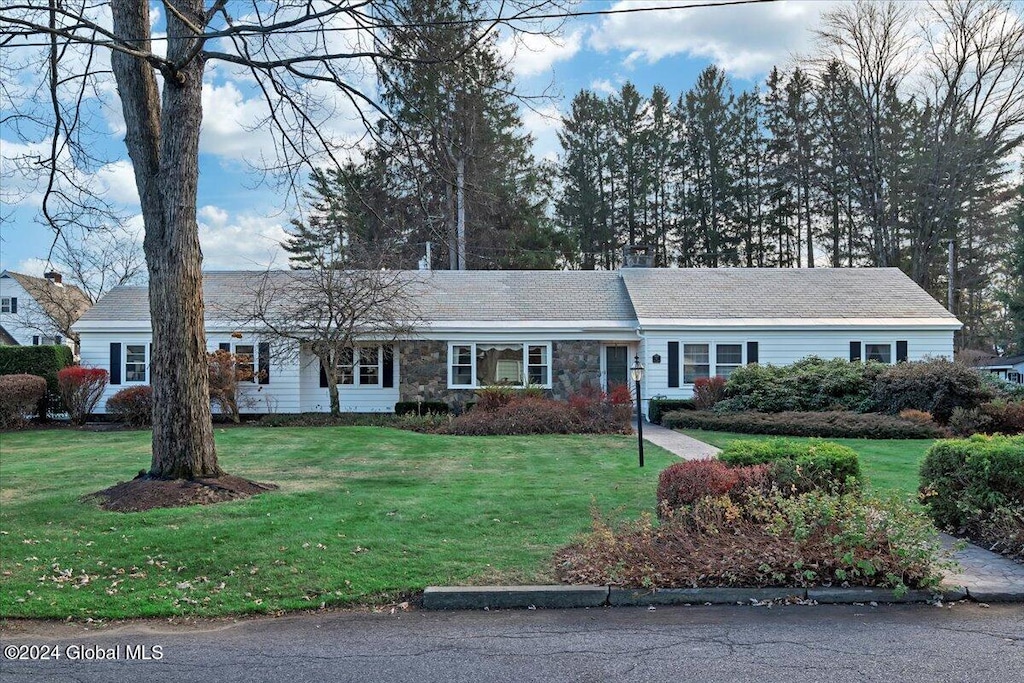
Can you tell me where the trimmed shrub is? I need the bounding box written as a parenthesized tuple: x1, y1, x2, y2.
(723, 356, 884, 413)
(948, 407, 992, 437)
(980, 400, 1024, 435)
(106, 385, 153, 427)
(657, 460, 739, 510)
(0, 345, 74, 418)
(394, 401, 450, 416)
(555, 491, 946, 592)
(871, 359, 993, 424)
(919, 435, 1024, 532)
(259, 412, 401, 428)
(657, 460, 771, 514)
(648, 398, 696, 425)
(447, 395, 579, 436)
(899, 409, 935, 425)
(661, 409, 945, 439)
(57, 366, 108, 425)
(693, 376, 726, 410)
(718, 438, 861, 493)
(0, 374, 47, 429)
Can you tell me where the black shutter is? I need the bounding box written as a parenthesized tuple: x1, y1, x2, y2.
(667, 342, 680, 388)
(32, 335, 39, 345)
(849, 341, 862, 362)
(55, 335, 61, 345)
(319, 360, 328, 388)
(382, 345, 395, 388)
(746, 341, 759, 364)
(218, 342, 231, 352)
(258, 342, 270, 384)
(110, 343, 121, 385)
(10, 297, 16, 313)
(896, 340, 908, 363)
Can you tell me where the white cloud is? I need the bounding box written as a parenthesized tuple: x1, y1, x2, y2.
(590, 78, 620, 96)
(199, 81, 276, 160)
(197, 205, 289, 269)
(94, 160, 140, 206)
(590, 0, 839, 78)
(15, 257, 51, 277)
(521, 105, 564, 162)
(501, 29, 584, 78)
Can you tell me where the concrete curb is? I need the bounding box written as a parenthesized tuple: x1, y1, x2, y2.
(421, 585, 974, 610)
(422, 585, 607, 610)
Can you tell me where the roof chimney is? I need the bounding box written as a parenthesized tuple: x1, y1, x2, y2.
(44, 271, 63, 285)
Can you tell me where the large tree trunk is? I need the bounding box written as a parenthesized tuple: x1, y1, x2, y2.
(111, 0, 220, 480)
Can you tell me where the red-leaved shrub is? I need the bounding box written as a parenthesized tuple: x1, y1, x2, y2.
(657, 460, 739, 511)
(57, 366, 108, 425)
(448, 395, 578, 435)
(693, 376, 727, 410)
(0, 374, 47, 429)
(106, 385, 153, 427)
(981, 400, 1024, 435)
(607, 383, 634, 406)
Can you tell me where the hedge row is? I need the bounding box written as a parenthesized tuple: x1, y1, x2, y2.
(0, 345, 74, 418)
(718, 438, 862, 493)
(648, 398, 696, 425)
(920, 435, 1024, 561)
(661, 409, 945, 439)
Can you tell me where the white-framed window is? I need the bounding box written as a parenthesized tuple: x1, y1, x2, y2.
(332, 346, 382, 386)
(359, 346, 381, 386)
(234, 344, 256, 382)
(683, 343, 710, 384)
(125, 344, 147, 383)
(864, 343, 892, 364)
(715, 343, 743, 379)
(447, 342, 552, 389)
(336, 347, 355, 385)
(0, 297, 11, 313)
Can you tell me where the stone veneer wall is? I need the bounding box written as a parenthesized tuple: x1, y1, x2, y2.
(397, 339, 604, 411)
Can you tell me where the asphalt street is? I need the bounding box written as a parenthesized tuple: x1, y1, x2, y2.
(1, 603, 1021, 683)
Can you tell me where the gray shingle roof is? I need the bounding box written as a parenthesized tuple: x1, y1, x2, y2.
(75, 270, 638, 324)
(75, 267, 960, 327)
(619, 267, 958, 322)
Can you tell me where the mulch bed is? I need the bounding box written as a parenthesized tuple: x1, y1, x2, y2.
(88, 473, 278, 512)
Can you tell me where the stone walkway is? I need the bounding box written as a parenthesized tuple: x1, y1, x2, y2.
(941, 533, 1024, 602)
(637, 421, 720, 460)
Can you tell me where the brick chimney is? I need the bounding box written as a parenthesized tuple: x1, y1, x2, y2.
(44, 271, 63, 285)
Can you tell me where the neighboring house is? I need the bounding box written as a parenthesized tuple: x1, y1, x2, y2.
(73, 267, 962, 417)
(975, 355, 1024, 384)
(0, 270, 91, 354)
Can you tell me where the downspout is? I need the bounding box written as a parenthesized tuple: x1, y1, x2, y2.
(634, 325, 646, 420)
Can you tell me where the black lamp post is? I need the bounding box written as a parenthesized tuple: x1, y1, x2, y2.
(631, 355, 645, 468)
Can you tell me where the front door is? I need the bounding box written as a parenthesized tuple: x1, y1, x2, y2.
(605, 346, 629, 393)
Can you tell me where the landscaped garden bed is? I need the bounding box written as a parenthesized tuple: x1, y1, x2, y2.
(555, 439, 951, 594)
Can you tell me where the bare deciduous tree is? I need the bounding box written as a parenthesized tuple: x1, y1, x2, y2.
(246, 245, 421, 416)
(0, 0, 564, 480)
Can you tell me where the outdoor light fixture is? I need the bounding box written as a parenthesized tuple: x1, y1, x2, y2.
(631, 355, 645, 468)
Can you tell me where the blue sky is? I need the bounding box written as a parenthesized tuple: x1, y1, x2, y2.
(0, 0, 832, 276)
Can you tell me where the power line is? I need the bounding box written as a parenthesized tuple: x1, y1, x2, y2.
(3, 0, 777, 48)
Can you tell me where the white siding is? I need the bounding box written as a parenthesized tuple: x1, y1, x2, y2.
(298, 345, 399, 413)
(640, 327, 955, 414)
(0, 276, 76, 352)
(80, 332, 302, 414)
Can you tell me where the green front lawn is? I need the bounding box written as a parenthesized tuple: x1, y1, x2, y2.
(680, 429, 934, 497)
(0, 427, 675, 619)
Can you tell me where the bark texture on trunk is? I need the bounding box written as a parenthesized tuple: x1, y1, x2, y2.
(110, 0, 220, 479)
